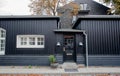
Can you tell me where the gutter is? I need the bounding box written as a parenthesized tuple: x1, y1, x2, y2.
(83, 31, 88, 68)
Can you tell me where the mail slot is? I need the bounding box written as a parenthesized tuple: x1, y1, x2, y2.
(66, 53, 72, 55)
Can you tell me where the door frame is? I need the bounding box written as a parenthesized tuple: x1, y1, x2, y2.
(63, 34, 76, 62)
(54, 29, 88, 67)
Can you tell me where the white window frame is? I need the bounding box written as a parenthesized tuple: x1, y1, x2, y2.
(80, 3, 88, 10)
(17, 35, 45, 48)
(0, 28, 6, 55)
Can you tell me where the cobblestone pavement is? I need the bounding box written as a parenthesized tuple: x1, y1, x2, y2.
(0, 66, 120, 76)
(0, 74, 120, 76)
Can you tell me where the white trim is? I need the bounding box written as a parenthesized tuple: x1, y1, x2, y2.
(0, 28, 6, 32)
(0, 28, 6, 55)
(16, 35, 45, 48)
(0, 51, 5, 55)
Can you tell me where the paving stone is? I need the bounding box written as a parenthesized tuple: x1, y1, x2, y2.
(95, 74, 110, 76)
(0, 74, 120, 76)
(62, 62, 78, 69)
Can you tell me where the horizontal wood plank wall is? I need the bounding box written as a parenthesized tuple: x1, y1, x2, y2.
(56, 54, 63, 64)
(79, 19, 120, 55)
(0, 55, 49, 65)
(77, 55, 85, 64)
(88, 55, 120, 66)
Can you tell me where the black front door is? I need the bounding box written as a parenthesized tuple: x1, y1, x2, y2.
(63, 35, 75, 62)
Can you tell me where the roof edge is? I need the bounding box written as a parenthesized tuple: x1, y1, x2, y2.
(77, 15, 120, 19)
(0, 15, 60, 19)
(73, 15, 120, 28)
(54, 29, 85, 33)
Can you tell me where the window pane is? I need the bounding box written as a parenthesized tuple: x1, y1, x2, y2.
(29, 37, 35, 45)
(21, 37, 24, 41)
(20, 37, 27, 45)
(21, 37, 27, 41)
(37, 42, 41, 45)
(1, 30, 5, 38)
(37, 37, 44, 45)
(41, 42, 44, 45)
(1, 48, 5, 51)
(0, 28, 6, 54)
(21, 42, 27, 45)
(1, 44, 4, 47)
(29, 37, 35, 41)
(1, 40, 5, 44)
(37, 38, 41, 41)
(41, 38, 43, 41)
(29, 42, 35, 45)
(80, 4, 88, 10)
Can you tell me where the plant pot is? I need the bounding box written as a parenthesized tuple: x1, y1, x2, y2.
(50, 62, 59, 68)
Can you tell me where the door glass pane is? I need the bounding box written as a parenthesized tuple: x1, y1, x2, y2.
(64, 35, 74, 53)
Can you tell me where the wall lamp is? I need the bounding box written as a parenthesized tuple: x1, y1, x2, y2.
(56, 42, 61, 46)
(79, 42, 83, 46)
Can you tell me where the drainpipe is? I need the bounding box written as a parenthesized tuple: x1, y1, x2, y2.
(83, 31, 88, 68)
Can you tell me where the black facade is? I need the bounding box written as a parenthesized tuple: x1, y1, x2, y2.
(0, 16, 86, 65)
(0, 16, 59, 55)
(0, 16, 60, 65)
(73, 15, 120, 66)
(0, 15, 120, 66)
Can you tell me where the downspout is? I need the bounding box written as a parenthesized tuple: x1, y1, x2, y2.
(83, 31, 88, 68)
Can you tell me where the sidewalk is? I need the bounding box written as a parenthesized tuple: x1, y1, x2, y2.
(0, 66, 120, 74)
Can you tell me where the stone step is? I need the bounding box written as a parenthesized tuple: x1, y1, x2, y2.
(78, 64, 85, 68)
(62, 62, 78, 69)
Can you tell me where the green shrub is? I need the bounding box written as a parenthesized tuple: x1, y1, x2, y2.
(28, 65, 32, 69)
(49, 55, 56, 63)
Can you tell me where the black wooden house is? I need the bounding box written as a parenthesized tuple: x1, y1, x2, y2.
(0, 15, 120, 66)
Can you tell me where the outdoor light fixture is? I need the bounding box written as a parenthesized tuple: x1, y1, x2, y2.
(56, 42, 61, 46)
(79, 42, 83, 46)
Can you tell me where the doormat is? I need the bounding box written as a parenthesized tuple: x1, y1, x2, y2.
(64, 69, 78, 72)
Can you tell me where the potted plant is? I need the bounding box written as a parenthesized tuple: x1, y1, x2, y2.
(49, 55, 58, 68)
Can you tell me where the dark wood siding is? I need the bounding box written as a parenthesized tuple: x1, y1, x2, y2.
(75, 34, 85, 54)
(75, 34, 86, 64)
(55, 34, 63, 54)
(76, 19, 120, 55)
(56, 54, 63, 64)
(75, 0, 108, 15)
(77, 55, 85, 64)
(88, 55, 120, 66)
(0, 55, 49, 65)
(0, 18, 58, 55)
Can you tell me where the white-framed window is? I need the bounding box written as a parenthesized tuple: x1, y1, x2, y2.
(0, 28, 6, 55)
(80, 3, 88, 10)
(17, 35, 45, 48)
